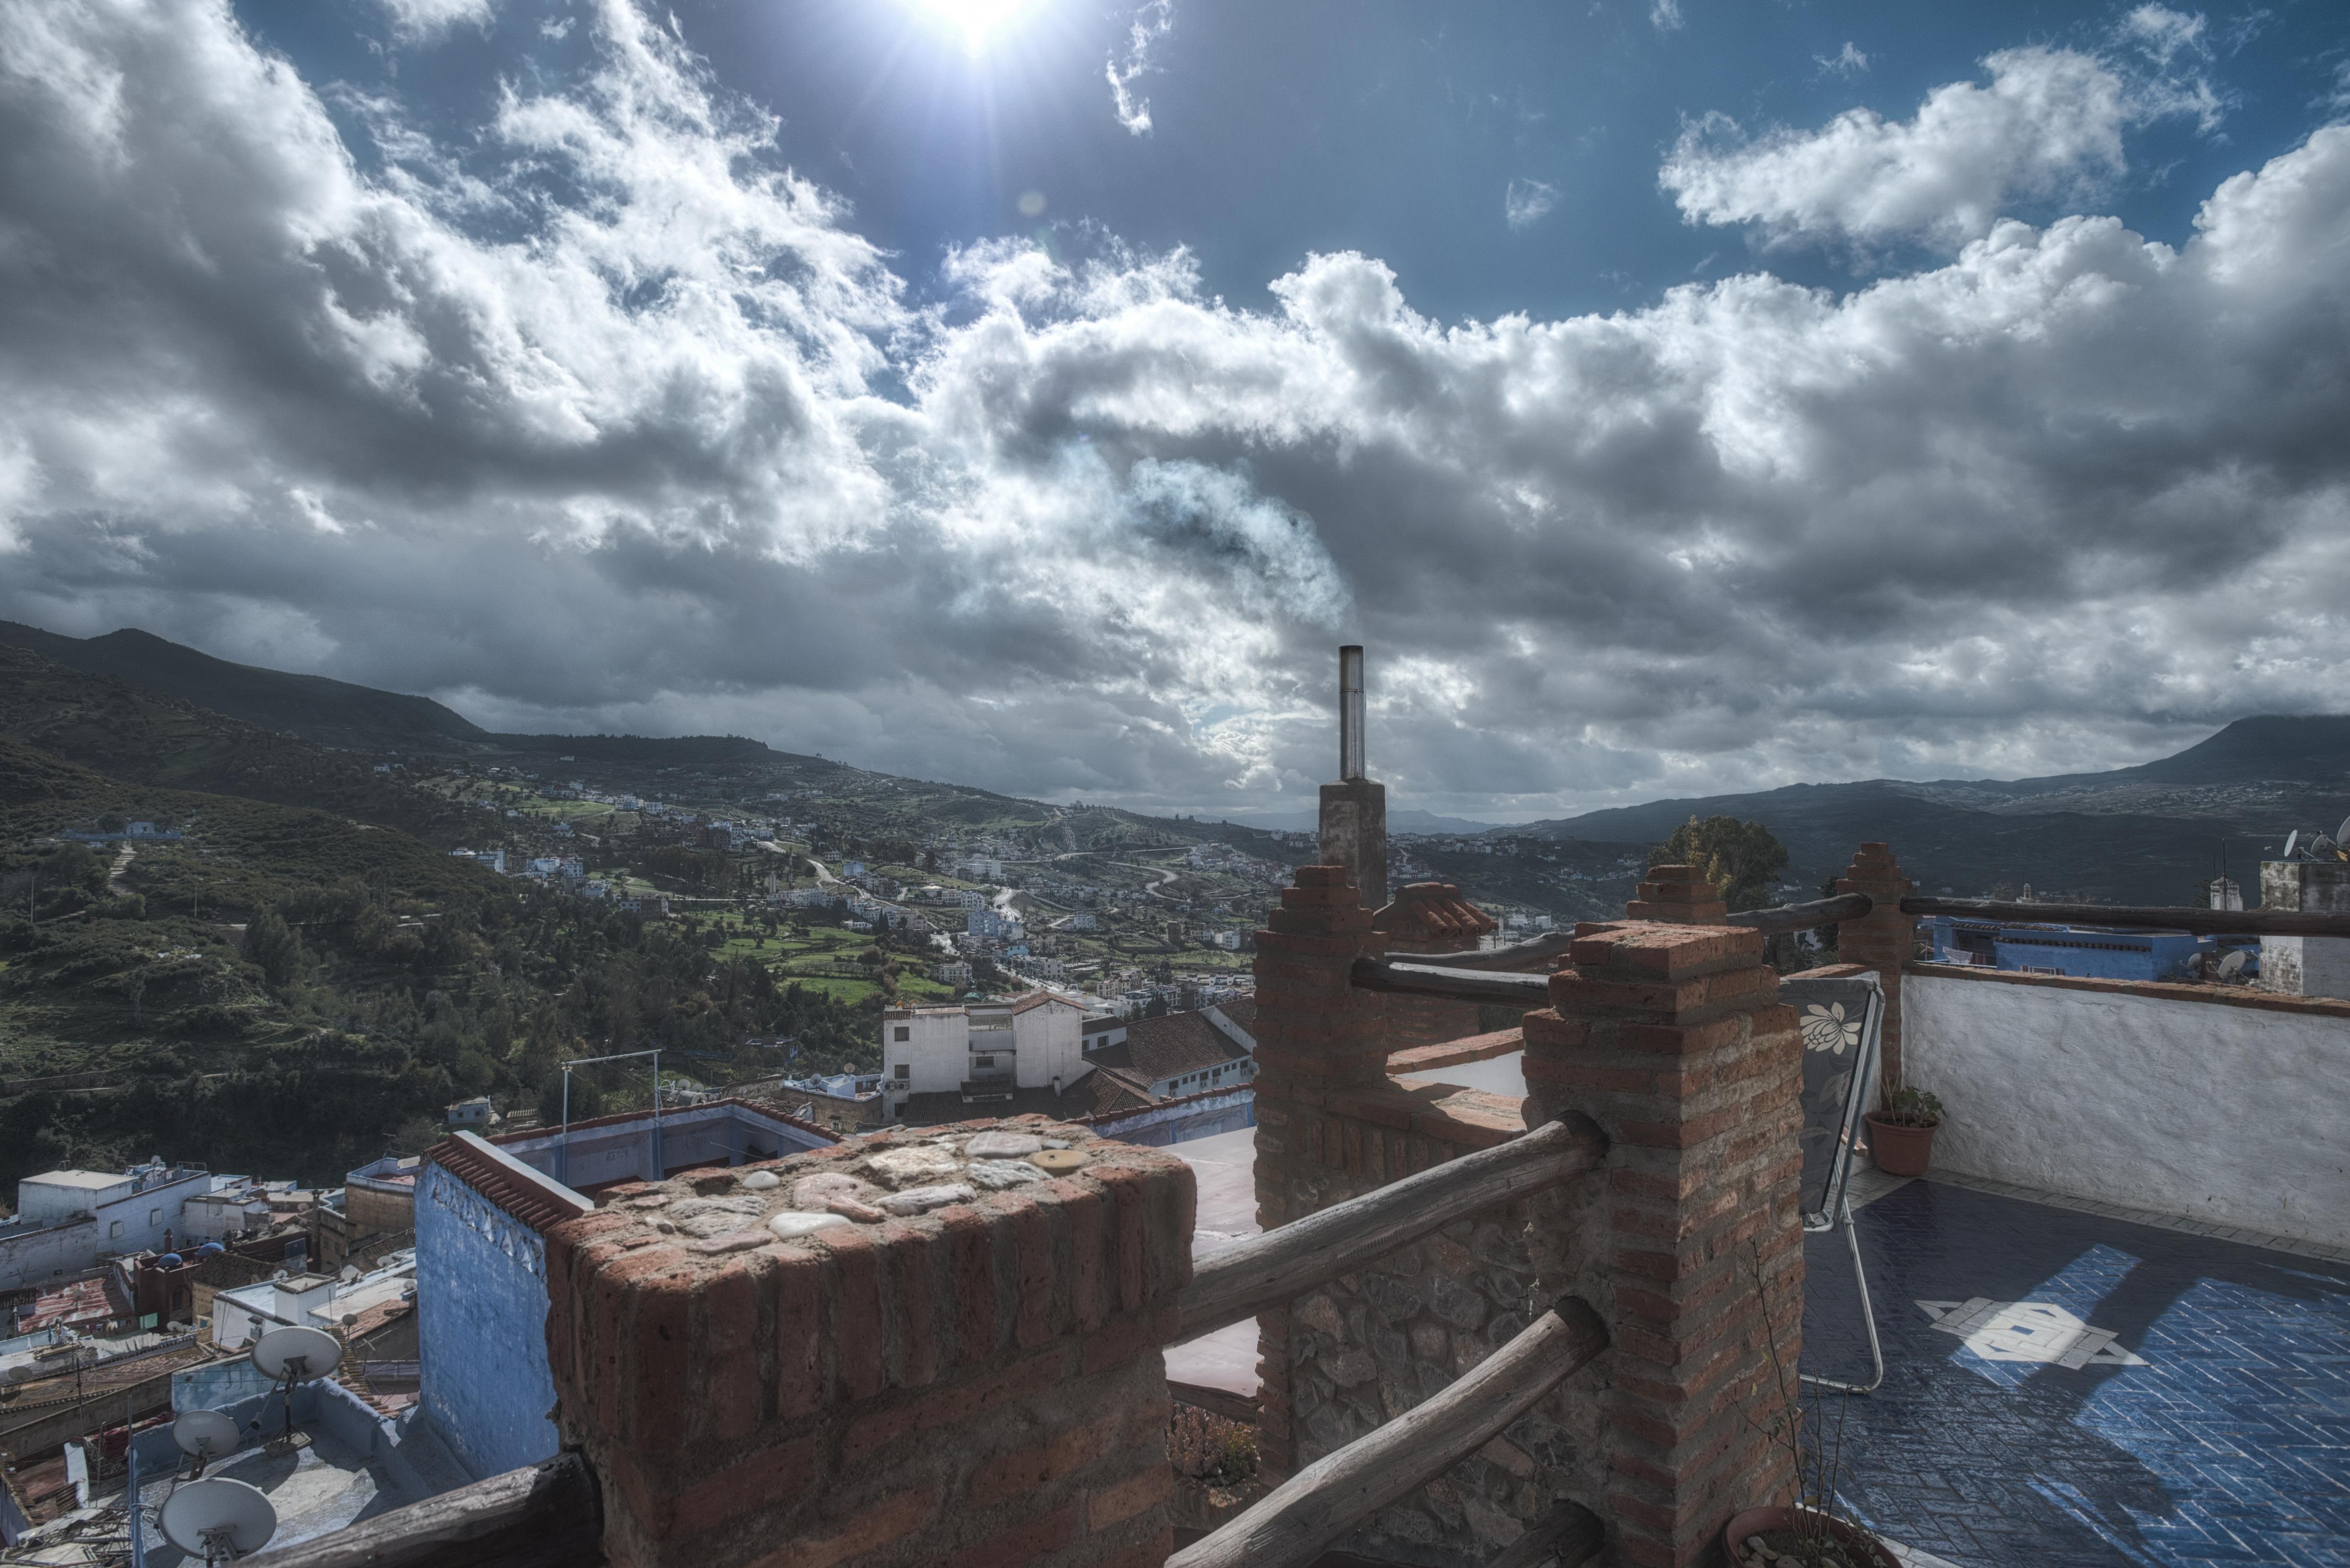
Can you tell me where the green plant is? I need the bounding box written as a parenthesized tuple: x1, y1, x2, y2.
(1878, 1086, 1943, 1127)
(1735, 1245, 1878, 1568)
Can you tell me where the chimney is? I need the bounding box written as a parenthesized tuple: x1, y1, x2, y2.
(1318, 645, 1388, 910)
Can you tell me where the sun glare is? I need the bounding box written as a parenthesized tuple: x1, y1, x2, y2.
(903, 0, 1041, 55)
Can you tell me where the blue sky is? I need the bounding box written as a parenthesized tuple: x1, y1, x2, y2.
(2, 0, 2348, 817)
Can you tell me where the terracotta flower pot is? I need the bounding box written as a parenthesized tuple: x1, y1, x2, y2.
(1864, 1112, 1936, 1178)
(1723, 1504, 1900, 1568)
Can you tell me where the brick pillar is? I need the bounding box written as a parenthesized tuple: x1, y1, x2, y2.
(1833, 842, 1914, 1096)
(1519, 921, 1804, 1568)
(1248, 864, 1387, 1480)
(545, 1118, 1192, 1568)
(1625, 864, 1727, 924)
(1374, 881, 1497, 1050)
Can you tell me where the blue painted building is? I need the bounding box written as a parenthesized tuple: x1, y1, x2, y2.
(1925, 918, 2247, 982)
(414, 1100, 835, 1480)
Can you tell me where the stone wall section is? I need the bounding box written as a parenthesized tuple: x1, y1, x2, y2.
(544, 1118, 1193, 1568)
(1249, 865, 1598, 1566)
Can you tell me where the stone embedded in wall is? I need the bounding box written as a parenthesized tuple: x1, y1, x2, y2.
(544, 1116, 1193, 1568)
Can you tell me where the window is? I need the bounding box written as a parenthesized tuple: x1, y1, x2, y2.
(895, 1063, 910, 1082)
(109, 1220, 124, 1239)
(149, 1208, 162, 1226)
(894, 1026, 910, 1042)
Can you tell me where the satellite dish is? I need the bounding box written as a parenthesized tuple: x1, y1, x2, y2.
(172, 1408, 239, 1461)
(2283, 830, 2300, 859)
(2218, 949, 2249, 979)
(338, 1265, 360, 1284)
(250, 1325, 341, 1382)
(158, 1477, 277, 1562)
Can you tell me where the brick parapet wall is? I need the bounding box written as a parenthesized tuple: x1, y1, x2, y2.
(1520, 921, 1804, 1568)
(545, 1117, 1192, 1568)
(1834, 843, 1915, 1094)
(1374, 882, 1497, 1051)
(1625, 864, 1727, 926)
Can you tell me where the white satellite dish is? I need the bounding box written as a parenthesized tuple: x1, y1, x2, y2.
(2283, 830, 2300, 859)
(2218, 948, 2249, 979)
(250, 1325, 342, 1382)
(2337, 815, 2350, 848)
(172, 1408, 240, 1461)
(158, 1477, 277, 1563)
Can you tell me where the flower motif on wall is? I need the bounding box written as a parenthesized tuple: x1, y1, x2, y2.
(1801, 1001, 1860, 1054)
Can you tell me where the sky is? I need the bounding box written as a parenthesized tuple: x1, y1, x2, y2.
(1, 0, 2347, 823)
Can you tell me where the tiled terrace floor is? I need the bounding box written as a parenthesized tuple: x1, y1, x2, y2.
(1805, 1178, 2350, 1567)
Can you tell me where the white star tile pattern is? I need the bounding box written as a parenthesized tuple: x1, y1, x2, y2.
(1917, 1299, 2149, 1368)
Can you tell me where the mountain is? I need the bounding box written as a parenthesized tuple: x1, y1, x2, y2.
(0, 621, 490, 753)
(1511, 717, 2350, 905)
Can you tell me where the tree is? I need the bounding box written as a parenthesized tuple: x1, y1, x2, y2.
(1649, 816, 1789, 913)
(241, 908, 310, 991)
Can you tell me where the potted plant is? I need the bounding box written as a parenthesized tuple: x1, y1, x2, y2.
(1863, 1086, 1942, 1178)
(1726, 1247, 1900, 1568)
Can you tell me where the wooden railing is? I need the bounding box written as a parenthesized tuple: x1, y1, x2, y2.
(1166, 1303, 1610, 1568)
(1176, 1113, 1605, 1339)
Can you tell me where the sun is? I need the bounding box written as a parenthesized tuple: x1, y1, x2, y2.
(902, 0, 1044, 55)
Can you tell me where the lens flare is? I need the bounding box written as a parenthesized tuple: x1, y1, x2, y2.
(903, 0, 1043, 55)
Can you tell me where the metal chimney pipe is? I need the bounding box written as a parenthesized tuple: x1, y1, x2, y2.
(1339, 645, 1365, 781)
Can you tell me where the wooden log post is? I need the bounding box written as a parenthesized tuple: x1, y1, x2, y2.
(1835, 843, 1915, 1095)
(1519, 920, 1806, 1568)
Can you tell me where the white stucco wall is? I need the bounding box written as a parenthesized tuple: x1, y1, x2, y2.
(1905, 969, 2350, 1247)
(1012, 1001, 1084, 1089)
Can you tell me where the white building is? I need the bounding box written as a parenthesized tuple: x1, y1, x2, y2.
(212, 1252, 417, 1351)
(880, 991, 1088, 1114)
(0, 1161, 216, 1292)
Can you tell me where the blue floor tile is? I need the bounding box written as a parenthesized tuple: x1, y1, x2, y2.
(1800, 1180, 2350, 1567)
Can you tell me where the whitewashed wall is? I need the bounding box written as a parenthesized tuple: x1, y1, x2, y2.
(1904, 969, 2350, 1248)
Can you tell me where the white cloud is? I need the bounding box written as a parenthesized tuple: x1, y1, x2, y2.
(3, 2, 2350, 817)
(1504, 177, 1557, 231)
(1649, 0, 1683, 33)
(377, 0, 495, 45)
(1106, 0, 1173, 136)
(1816, 42, 1868, 78)
(1663, 33, 2227, 251)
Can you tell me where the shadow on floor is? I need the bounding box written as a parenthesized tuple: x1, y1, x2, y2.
(1802, 1180, 2350, 1568)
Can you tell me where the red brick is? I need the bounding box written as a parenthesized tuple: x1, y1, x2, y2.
(746, 1486, 943, 1568)
(1081, 1306, 1181, 1376)
(1004, 1194, 1054, 1349)
(941, 1205, 997, 1365)
(658, 1436, 817, 1540)
(841, 1347, 1069, 1462)
(965, 1410, 1120, 1507)
(702, 1260, 761, 1442)
(1043, 1178, 1106, 1331)
(1086, 1463, 1173, 1531)
(1083, 1529, 1177, 1568)
(884, 1220, 942, 1389)
(774, 1245, 822, 1417)
(603, 1247, 691, 1448)
(824, 1227, 885, 1401)
(1096, 1168, 1150, 1313)
(942, 1503, 1081, 1568)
